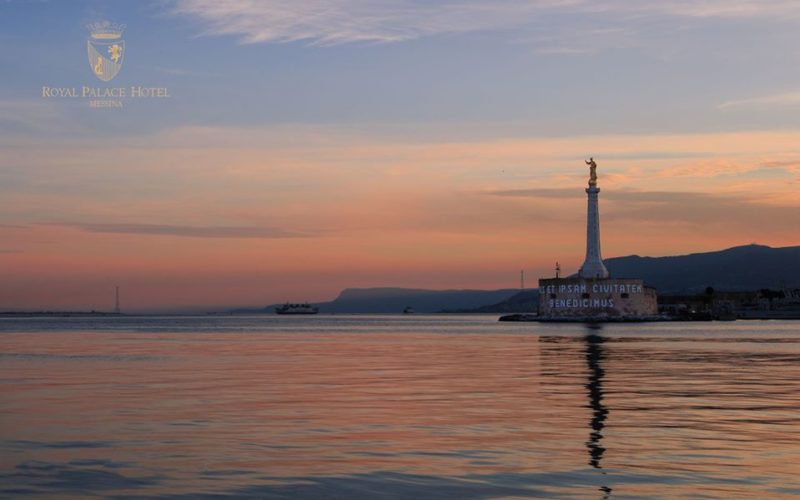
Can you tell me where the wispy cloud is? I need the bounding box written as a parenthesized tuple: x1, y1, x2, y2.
(170, 0, 538, 45)
(170, 0, 800, 46)
(762, 159, 800, 170)
(655, 159, 757, 178)
(51, 222, 308, 239)
(643, 0, 800, 18)
(485, 187, 580, 199)
(484, 187, 741, 202)
(139, 65, 217, 77)
(486, 185, 800, 207)
(718, 90, 800, 110)
(482, 187, 800, 232)
(589, 151, 716, 161)
(0, 100, 77, 136)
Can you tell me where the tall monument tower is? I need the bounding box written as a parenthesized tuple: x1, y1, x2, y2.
(535, 158, 658, 321)
(578, 158, 609, 279)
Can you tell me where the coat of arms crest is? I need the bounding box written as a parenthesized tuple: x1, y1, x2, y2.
(87, 21, 125, 82)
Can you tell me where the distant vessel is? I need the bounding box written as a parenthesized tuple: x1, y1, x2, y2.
(403, 306, 414, 314)
(275, 303, 319, 315)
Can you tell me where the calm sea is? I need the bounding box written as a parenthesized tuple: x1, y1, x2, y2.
(1, 315, 800, 498)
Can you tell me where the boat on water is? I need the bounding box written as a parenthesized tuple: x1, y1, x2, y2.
(403, 306, 414, 314)
(275, 303, 319, 315)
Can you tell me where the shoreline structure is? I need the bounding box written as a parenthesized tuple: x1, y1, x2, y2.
(532, 159, 659, 322)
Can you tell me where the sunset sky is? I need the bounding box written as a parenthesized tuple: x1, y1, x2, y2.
(2, 0, 800, 311)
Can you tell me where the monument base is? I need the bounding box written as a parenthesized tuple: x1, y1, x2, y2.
(538, 277, 658, 321)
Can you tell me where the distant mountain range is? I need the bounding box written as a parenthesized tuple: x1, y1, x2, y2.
(443, 290, 539, 313)
(318, 287, 522, 313)
(231, 244, 799, 314)
(604, 244, 800, 293)
(232, 287, 522, 314)
(463, 244, 800, 313)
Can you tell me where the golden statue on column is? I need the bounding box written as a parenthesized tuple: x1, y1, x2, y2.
(585, 157, 597, 186)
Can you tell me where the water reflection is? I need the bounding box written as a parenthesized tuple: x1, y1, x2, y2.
(4, 316, 800, 497)
(583, 326, 611, 498)
(584, 329, 608, 469)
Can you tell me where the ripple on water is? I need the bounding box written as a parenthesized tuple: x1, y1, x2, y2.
(2, 316, 800, 497)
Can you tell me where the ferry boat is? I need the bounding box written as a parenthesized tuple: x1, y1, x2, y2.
(275, 303, 319, 315)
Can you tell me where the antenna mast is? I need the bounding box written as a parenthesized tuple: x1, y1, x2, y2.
(114, 285, 120, 314)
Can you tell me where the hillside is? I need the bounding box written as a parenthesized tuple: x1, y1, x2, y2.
(466, 243, 799, 312)
(444, 290, 539, 313)
(232, 287, 522, 314)
(605, 244, 800, 293)
(231, 244, 800, 314)
(317, 287, 521, 313)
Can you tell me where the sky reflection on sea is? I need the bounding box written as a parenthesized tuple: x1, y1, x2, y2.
(2, 316, 800, 498)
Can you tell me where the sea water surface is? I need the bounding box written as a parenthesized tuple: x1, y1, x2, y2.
(1, 315, 800, 498)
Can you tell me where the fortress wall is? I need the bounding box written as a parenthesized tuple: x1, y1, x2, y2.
(538, 277, 658, 320)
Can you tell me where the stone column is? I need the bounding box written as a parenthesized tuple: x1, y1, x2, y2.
(579, 185, 609, 278)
